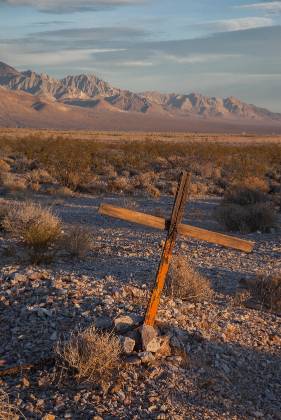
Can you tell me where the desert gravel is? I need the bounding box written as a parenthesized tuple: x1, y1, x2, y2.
(0, 193, 280, 419)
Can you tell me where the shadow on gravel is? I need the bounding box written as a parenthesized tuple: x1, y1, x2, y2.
(167, 328, 281, 419)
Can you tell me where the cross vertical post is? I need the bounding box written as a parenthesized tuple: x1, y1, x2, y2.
(144, 171, 191, 326)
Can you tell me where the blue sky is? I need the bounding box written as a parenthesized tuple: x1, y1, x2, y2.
(0, 0, 281, 110)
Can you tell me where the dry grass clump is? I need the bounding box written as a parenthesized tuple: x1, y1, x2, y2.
(61, 225, 93, 258)
(190, 182, 208, 196)
(0, 204, 9, 229)
(166, 256, 212, 302)
(242, 176, 269, 193)
(108, 176, 132, 193)
(1, 173, 27, 192)
(0, 389, 21, 420)
(250, 274, 281, 312)
(0, 159, 10, 173)
(27, 168, 53, 184)
(145, 184, 161, 198)
(2, 202, 61, 251)
(55, 326, 121, 384)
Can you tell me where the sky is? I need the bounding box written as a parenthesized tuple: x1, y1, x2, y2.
(0, 0, 281, 111)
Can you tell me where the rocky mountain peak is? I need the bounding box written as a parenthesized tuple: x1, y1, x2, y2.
(0, 61, 20, 81)
(0, 61, 280, 122)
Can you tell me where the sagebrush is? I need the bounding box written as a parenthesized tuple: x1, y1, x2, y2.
(2, 202, 61, 251)
(61, 225, 93, 258)
(55, 326, 121, 384)
(251, 274, 281, 312)
(166, 256, 212, 301)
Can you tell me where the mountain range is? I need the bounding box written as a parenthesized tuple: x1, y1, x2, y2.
(0, 61, 281, 133)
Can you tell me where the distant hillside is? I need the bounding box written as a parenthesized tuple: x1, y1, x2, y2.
(0, 61, 281, 133)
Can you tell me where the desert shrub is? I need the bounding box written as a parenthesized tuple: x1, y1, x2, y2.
(241, 176, 269, 193)
(223, 186, 267, 206)
(0, 389, 21, 420)
(216, 183, 277, 233)
(166, 256, 212, 302)
(80, 179, 108, 194)
(190, 182, 208, 196)
(12, 156, 38, 173)
(27, 168, 53, 184)
(55, 326, 121, 384)
(0, 204, 9, 230)
(1, 173, 27, 192)
(200, 161, 214, 178)
(2, 202, 61, 251)
(54, 186, 74, 197)
(108, 176, 132, 193)
(0, 134, 280, 198)
(145, 184, 161, 198)
(61, 225, 93, 258)
(249, 274, 281, 312)
(0, 159, 10, 173)
(135, 171, 158, 188)
(216, 203, 277, 233)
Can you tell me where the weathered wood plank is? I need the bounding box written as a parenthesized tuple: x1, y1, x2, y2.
(144, 172, 191, 326)
(177, 224, 254, 253)
(99, 203, 165, 230)
(98, 203, 254, 253)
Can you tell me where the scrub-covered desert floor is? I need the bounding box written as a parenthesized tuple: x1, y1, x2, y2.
(0, 130, 280, 419)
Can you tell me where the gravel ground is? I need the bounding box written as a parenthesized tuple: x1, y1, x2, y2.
(0, 193, 280, 419)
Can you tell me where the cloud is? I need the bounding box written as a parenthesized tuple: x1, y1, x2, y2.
(35, 26, 148, 41)
(115, 60, 153, 66)
(195, 17, 274, 33)
(0, 45, 127, 67)
(160, 53, 241, 65)
(1, 0, 145, 13)
(239, 2, 281, 14)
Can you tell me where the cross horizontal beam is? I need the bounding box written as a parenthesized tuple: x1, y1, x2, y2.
(98, 203, 254, 253)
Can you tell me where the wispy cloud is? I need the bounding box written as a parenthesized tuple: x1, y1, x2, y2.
(239, 2, 281, 14)
(115, 60, 153, 67)
(35, 26, 149, 41)
(161, 53, 241, 65)
(195, 17, 274, 33)
(1, 0, 145, 13)
(0, 46, 127, 67)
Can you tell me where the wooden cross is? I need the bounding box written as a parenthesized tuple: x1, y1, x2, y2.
(98, 172, 254, 327)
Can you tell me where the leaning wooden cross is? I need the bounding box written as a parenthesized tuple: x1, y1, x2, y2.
(99, 172, 254, 327)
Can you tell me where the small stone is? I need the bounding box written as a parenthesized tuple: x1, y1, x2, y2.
(114, 314, 141, 332)
(141, 325, 161, 353)
(121, 336, 136, 354)
(125, 355, 141, 365)
(139, 351, 155, 364)
(50, 331, 57, 341)
(94, 316, 113, 330)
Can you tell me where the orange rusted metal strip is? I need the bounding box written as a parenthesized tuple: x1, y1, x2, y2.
(144, 172, 191, 326)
